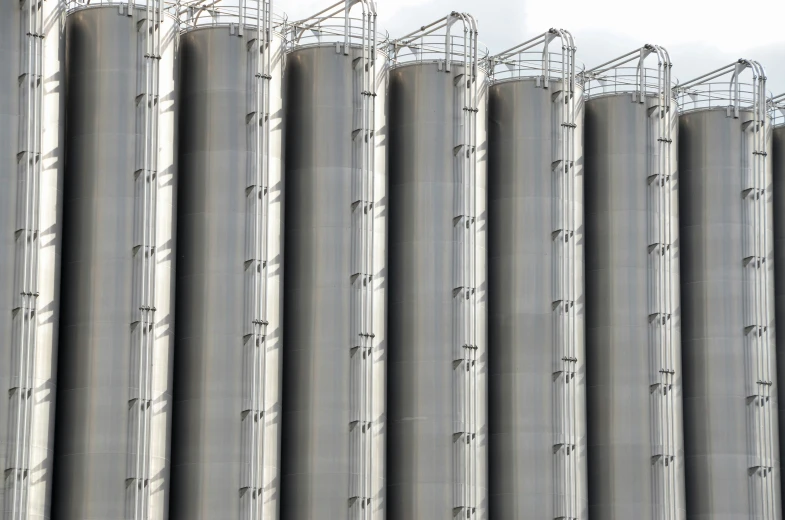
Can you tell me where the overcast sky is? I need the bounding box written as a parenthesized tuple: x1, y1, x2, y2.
(285, 0, 785, 97)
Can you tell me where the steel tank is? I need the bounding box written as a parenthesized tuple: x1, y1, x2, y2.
(678, 62, 781, 519)
(487, 30, 586, 519)
(52, 4, 178, 519)
(0, 0, 65, 517)
(280, 3, 388, 519)
(583, 46, 686, 520)
(387, 14, 488, 519)
(169, 3, 285, 519)
(774, 93, 785, 510)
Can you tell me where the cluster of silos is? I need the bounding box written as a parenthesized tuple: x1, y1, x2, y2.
(486, 30, 587, 519)
(53, 2, 178, 518)
(1, 0, 64, 517)
(169, 1, 285, 518)
(386, 14, 488, 518)
(6, 0, 785, 518)
(582, 46, 685, 518)
(280, 1, 388, 518)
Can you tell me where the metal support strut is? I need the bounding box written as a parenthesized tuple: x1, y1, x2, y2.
(7, 0, 45, 517)
(127, 1, 163, 519)
(238, 2, 274, 519)
(679, 59, 775, 519)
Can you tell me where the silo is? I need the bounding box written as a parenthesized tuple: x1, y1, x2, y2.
(582, 46, 685, 519)
(773, 92, 785, 508)
(281, 2, 388, 518)
(678, 61, 781, 518)
(487, 29, 587, 519)
(387, 13, 488, 519)
(0, 0, 65, 517)
(52, 2, 178, 518)
(169, 1, 284, 519)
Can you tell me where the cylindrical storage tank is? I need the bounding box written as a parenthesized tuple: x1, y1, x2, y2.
(487, 30, 587, 519)
(0, 0, 65, 517)
(387, 14, 488, 519)
(52, 4, 178, 518)
(678, 63, 781, 518)
(281, 5, 387, 519)
(583, 47, 686, 519)
(169, 3, 285, 519)
(773, 95, 785, 509)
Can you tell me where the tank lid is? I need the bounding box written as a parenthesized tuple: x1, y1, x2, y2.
(387, 12, 489, 73)
(583, 44, 676, 103)
(488, 28, 582, 88)
(286, 0, 385, 53)
(676, 59, 773, 118)
(178, 0, 285, 33)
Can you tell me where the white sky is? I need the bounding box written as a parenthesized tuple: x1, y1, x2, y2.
(285, 0, 785, 95)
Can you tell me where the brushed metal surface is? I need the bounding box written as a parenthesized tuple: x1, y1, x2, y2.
(1, 0, 64, 517)
(487, 77, 586, 519)
(680, 107, 781, 519)
(387, 61, 488, 519)
(52, 7, 178, 519)
(775, 123, 785, 509)
(281, 44, 388, 520)
(169, 25, 285, 520)
(584, 93, 685, 519)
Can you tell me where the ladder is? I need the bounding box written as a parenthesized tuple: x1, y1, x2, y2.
(239, 2, 273, 519)
(347, 3, 377, 519)
(446, 13, 479, 519)
(548, 31, 579, 520)
(643, 46, 679, 520)
(738, 61, 776, 520)
(126, 1, 162, 518)
(7, 0, 44, 517)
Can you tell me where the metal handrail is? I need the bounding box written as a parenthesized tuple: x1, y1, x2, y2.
(489, 28, 582, 85)
(178, 0, 285, 31)
(675, 59, 771, 118)
(772, 93, 785, 127)
(584, 44, 675, 102)
(66, 0, 179, 13)
(387, 12, 489, 71)
(286, 0, 383, 52)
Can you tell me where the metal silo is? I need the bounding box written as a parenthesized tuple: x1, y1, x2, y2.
(487, 29, 586, 519)
(169, 2, 284, 519)
(387, 13, 488, 519)
(281, 2, 388, 518)
(582, 46, 685, 519)
(52, 2, 178, 518)
(1, 0, 64, 517)
(677, 61, 780, 519)
(773, 91, 785, 510)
